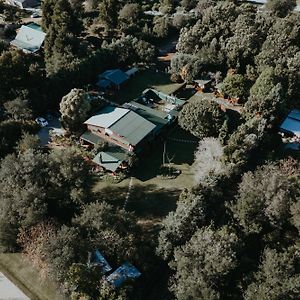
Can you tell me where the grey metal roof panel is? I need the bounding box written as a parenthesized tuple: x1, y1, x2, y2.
(10, 39, 39, 53)
(109, 111, 156, 146)
(11, 25, 45, 52)
(80, 131, 102, 145)
(84, 106, 129, 128)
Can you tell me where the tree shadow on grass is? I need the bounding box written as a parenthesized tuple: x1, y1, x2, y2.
(93, 184, 179, 219)
(127, 184, 179, 219)
(94, 185, 128, 207)
(133, 135, 197, 182)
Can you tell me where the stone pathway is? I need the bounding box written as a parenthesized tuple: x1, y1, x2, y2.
(123, 177, 134, 210)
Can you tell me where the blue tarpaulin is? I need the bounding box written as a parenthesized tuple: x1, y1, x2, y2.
(107, 262, 141, 288)
(90, 250, 112, 274)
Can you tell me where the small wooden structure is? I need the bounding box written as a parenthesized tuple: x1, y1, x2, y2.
(194, 79, 212, 93)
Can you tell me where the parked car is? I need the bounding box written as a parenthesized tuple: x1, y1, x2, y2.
(31, 12, 40, 18)
(35, 117, 48, 127)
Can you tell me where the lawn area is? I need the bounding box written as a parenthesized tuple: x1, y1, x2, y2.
(93, 125, 198, 221)
(0, 253, 67, 300)
(110, 69, 173, 104)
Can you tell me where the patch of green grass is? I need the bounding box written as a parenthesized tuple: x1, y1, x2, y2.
(111, 69, 172, 104)
(126, 184, 179, 219)
(133, 125, 198, 182)
(0, 253, 67, 300)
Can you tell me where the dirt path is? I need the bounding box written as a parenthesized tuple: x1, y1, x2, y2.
(123, 176, 134, 209)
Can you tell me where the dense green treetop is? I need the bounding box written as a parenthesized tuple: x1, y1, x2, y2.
(178, 99, 226, 139)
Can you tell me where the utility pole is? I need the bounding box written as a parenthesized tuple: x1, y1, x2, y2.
(162, 140, 166, 166)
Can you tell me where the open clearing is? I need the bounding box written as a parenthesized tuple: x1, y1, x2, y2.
(93, 125, 198, 221)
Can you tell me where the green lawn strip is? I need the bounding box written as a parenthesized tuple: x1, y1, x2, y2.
(0, 253, 67, 300)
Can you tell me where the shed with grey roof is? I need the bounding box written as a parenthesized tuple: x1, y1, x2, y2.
(107, 262, 141, 288)
(6, 0, 39, 9)
(10, 24, 46, 53)
(97, 69, 129, 89)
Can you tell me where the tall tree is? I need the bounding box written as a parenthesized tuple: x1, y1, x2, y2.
(43, 0, 83, 76)
(193, 138, 226, 186)
(178, 99, 225, 139)
(4, 99, 32, 120)
(244, 68, 285, 123)
(0, 148, 91, 252)
(223, 117, 267, 168)
(74, 201, 140, 264)
(0, 150, 48, 251)
(266, 0, 296, 18)
(220, 73, 249, 102)
(59, 88, 91, 132)
(171, 226, 239, 300)
(245, 247, 300, 300)
(99, 0, 118, 29)
(232, 162, 300, 235)
(118, 3, 142, 32)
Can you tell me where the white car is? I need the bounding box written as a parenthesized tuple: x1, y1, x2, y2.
(35, 117, 48, 127)
(31, 12, 40, 18)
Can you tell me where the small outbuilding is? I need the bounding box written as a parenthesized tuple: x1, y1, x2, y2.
(194, 79, 212, 92)
(10, 23, 46, 53)
(280, 109, 300, 137)
(97, 69, 129, 90)
(6, 0, 39, 9)
(92, 147, 128, 173)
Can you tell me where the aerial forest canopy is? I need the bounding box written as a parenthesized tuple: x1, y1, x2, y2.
(0, 0, 299, 299)
(158, 1, 300, 300)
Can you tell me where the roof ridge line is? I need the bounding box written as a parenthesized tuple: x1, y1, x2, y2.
(108, 108, 130, 129)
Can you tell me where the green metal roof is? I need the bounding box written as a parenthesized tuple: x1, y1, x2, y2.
(126, 101, 168, 129)
(143, 88, 186, 106)
(93, 152, 122, 172)
(152, 82, 186, 96)
(105, 145, 128, 161)
(110, 111, 156, 146)
(26, 23, 43, 32)
(93, 147, 128, 172)
(80, 131, 102, 145)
